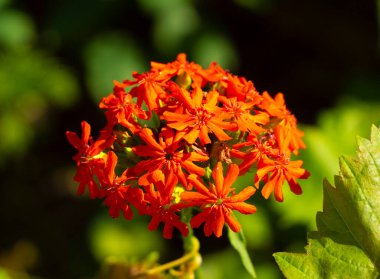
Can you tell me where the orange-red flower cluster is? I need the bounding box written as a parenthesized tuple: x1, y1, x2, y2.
(66, 53, 309, 239)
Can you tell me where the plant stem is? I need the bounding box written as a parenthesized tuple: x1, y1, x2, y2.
(181, 207, 194, 252)
(135, 236, 200, 277)
(134, 208, 202, 278)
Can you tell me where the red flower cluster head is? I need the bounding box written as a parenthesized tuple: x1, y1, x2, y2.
(66, 54, 310, 239)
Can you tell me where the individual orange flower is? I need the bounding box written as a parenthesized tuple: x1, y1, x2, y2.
(261, 92, 306, 155)
(256, 125, 308, 202)
(66, 121, 114, 198)
(151, 53, 208, 88)
(124, 71, 169, 111)
(144, 171, 189, 239)
(66, 121, 113, 163)
(223, 74, 261, 103)
(99, 81, 148, 132)
(234, 123, 308, 203)
(98, 151, 140, 219)
(180, 162, 256, 237)
(132, 128, 209, 188)
(233, 140, 265, 175)
(232, 130, 279, 175)
(163, 87, 235, 145)
(219, 95, 269, 134)
(154, 81, 187, 115)
(202, 62, 229, 86)
(261, 91, 288, 118)
(254, 156, 310, 202)
(281, 114, 306, 155)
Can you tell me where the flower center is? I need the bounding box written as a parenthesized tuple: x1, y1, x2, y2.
(165, 153, 173, 160)
(195, 107, 211, 126)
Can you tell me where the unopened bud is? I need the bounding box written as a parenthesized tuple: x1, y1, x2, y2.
(175, 72, 192, 89)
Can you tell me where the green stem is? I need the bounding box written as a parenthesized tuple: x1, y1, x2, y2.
(181, 207, 194, 252)
(181, 208, 203, 279)
(134, 209, 202, 278)
(135, 236, 200, 277)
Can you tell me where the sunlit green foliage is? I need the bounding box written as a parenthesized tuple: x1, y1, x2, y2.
(274, 126, 380, 278)
(0, 2, 79, 166)
(89, 214, 164, 262)
(0, 0, 379, 278)
(84, 33, 146, 103)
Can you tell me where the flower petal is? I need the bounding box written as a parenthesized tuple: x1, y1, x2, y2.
(190, 210, 209, 228)
(187, 174, 213, 197)
(182, 160, 205, 176)
(139, 128, 163, 151)
(224, 211, 241, 232)
(227, 202, 256, 214)
(207, 122, 231, 142)
(183, 128, 200, 144)
(223, 164, 239, 195)
(212, 162, 224, 195)
(228, 186, 256, 203)
(213, 206, 225, 237)
(81, 121, 91, 144)
(66, 131, 82, 151)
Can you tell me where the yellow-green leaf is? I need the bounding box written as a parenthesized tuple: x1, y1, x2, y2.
(274, 125, 380, 278)
(228, 228, 256, 278)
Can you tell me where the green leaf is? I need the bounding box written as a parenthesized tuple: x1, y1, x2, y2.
(228, 227, 257, 278)
(0, 10, 35, 48)
(274, 125, 380, 278)
(274, 236, 378, 279)
(0, 267, 11, 279)
(320, 125, 380, 269)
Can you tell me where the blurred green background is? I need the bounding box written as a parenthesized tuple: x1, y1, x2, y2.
(0, 0, 379, 278)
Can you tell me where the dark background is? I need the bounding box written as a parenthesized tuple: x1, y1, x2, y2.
(0, 0, 379, 278)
